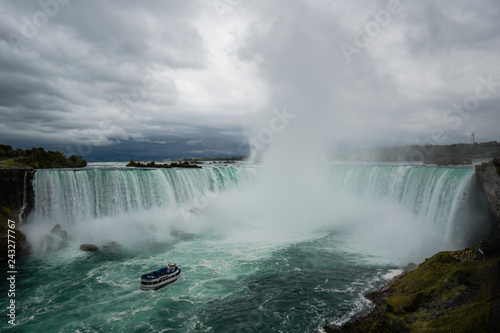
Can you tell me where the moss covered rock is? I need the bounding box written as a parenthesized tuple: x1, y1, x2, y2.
(326, 248, 500, 332)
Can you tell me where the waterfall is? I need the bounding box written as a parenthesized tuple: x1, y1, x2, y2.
(18, 171, 29, 223)
(329, 165, 492, 244)
(32, 167, 258, 225)
(29, 164, 492, 250)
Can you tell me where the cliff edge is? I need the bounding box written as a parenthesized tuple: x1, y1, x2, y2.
(476, 158, 500, 240)
(0, 169, 35, 258)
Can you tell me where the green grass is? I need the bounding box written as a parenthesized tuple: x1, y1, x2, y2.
(341, 249, 500, 332)
(0, 158, 29, 168)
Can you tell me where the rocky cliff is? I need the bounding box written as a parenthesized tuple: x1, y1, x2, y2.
(325, 246, 500, 333)
(476, 158, 500, 240)
(0, 169, 35, 257)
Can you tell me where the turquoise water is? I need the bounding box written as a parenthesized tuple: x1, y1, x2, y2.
(1, 163, 492, 332)
(5, 232, 394, 332)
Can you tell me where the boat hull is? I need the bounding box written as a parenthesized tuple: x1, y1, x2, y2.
(140, 268, 181, 291)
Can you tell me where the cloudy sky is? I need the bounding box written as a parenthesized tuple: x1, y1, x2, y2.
(0, 0, 499, 160)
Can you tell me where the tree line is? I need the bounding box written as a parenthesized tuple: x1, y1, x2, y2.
(0, 145, 87, 168)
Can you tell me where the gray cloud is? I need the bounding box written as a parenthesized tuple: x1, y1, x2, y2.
(239, 0, 500, 155)
(0, 0, 498, 160)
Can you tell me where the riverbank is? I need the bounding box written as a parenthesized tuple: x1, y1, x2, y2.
(324, 244, 500, 332)
(324, 158, 500, 332)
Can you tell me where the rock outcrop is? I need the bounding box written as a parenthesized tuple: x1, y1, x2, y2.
(102, 241, 120, 250)
(0, 169, 35, 258)
(80, 244, 99, 252)
(325, 248, 500, 332)
(50, 223, 71, 241)
(0, 169, 35, 222)
(38, 224, 72, 253)
(476, 158, 500, 240)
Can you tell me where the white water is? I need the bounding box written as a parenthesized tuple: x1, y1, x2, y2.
(25, 162, 491, 264)
(26, 165, 257, 249)
(12, 162, 495, 332)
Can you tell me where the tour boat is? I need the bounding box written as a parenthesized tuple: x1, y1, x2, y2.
(140, 263, 181, 290)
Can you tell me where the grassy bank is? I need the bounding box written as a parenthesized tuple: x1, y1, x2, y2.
(0, 145, 86, 169)
(326, 243, 500, 332)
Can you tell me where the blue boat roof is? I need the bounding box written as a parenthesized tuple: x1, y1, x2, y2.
(141, 266, 179, 280)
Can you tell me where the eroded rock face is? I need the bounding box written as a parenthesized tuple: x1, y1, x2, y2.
(80, 244, 99, 252)
(476, 158, 500, 239)
(40, 234, 66, 253)
(37, 224, 72, 254)
(50, 224, 71, 241)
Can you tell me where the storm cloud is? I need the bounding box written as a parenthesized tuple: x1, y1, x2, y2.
(0, 0, 499, 160)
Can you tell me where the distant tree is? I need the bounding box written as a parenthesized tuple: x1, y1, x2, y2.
(16, 148, 26, 156)
(5, 149, 16, 157)
(0, 145, 88, 169)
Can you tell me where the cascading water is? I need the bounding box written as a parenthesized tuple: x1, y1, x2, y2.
(32, 167, 257, 225)
(18, 171, 30, 223)
(25, 163, 493, 257)
(7, 163, 493, 332)
(328, 165, 491, 245)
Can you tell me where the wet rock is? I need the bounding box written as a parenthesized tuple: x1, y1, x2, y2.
(404, 263, 418, 272)
(476, 158, 500, 239)
(323, 326, 343, 333)
(80, 244, 98, 252)
(102, 241, 120, 250)
(50, 223, 71, 241)
(40, 233, 69, 253)
(50, 224, 62, 234)
(57, 240, 69, 250)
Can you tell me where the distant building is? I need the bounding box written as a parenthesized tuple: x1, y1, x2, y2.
(471, 133, 475, 144)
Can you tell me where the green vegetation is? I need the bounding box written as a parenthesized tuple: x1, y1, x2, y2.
(195, 156, 245, 161)
(0, 145, 87, 168)
(126, 159, 201, 168)
(334, 244, 500, 333)
(476, 157, 500, 177)
(494, 158, 500, 177)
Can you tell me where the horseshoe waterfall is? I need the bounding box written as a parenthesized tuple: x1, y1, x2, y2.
(3, 162, 494, 332)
